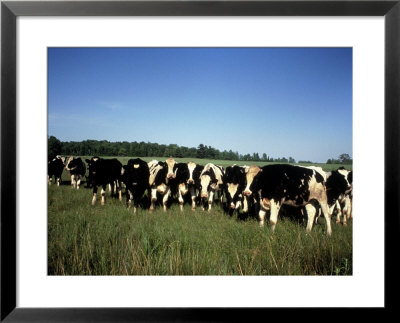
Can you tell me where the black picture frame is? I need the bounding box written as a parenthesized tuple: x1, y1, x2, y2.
(1, 0, 399, 321)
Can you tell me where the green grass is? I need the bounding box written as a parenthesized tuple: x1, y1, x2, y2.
(48, 178, 353, 276)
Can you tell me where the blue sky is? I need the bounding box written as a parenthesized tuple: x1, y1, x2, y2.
(48, 47, 352, 163)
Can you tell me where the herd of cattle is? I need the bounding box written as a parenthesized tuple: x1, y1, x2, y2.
(48, 155, 353, 236)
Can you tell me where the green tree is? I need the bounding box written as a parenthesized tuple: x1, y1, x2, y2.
(339, 153, 352, 164)
(197, 144, 206, 159)
(48, 136, 62, 158)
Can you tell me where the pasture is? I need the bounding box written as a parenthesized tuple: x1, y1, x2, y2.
(48, 157, 352, 275)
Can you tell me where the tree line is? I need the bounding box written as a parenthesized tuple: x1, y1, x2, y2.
(48, 136, 352, 165)
(48, 136, 297, 163)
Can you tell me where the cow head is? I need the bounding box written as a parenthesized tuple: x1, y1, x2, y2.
(85, 157, 101, 180)
(187, 162, 197, 185)
(122, 158, 148, 186)
(243, 166, 262, 197)
(165, 158, 176, 179)
(224, 165, 247, 209)
(66, 157, 84, 172)
(200, 168, 218, 199)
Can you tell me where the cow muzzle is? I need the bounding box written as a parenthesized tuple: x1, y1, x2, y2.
(230, 203, 235, 209)
(243, 190, 252, 197)
(167, 173, 175, 179)
(187, 179, 194, 185)
(201, 193, 208, 199)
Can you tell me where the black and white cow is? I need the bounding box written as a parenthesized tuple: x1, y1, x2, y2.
(65, 157, 86, 189)
(85, 157, 123, 205)
(148, 158, 176, 212)
(223, 165, 249, 215)
(325, 167, 353, 226)
(186, 162, 204, 211)
(244, 164, 332, 236)
(48, 155, 66, 186)
(171, 162, 204, 212)
(199, 163, 225, 212)
(121, 158, 150, 213)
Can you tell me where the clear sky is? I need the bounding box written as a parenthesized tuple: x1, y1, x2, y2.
(48, 47, 352, 163)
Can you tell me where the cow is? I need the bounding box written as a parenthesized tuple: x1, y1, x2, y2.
(65, 157, 86, 189)
(199, 163, 225, 212)
(186, 162, 204, 211)
(48, 155, 66, 186)
(223, 165, 249, 215)
(121, 158, 150, 213)
(85, 157, 123, 205)
(148, 158, 176, 212)
(244, 164, 332, 236)
(172, 162, 204, 212)
(325, 167, 353, 226)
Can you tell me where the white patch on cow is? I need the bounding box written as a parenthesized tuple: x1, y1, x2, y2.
(227, 183, 239, 199)
(133, 164, 140, 168)
(306, 166, 327, 181)
(65, 156, 73, 170)
(148, 160, 163, 186)
(235, 201, 242, 210)
(157, 183, 167, 194)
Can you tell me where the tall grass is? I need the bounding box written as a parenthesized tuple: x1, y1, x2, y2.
(48, 182, 352, 276)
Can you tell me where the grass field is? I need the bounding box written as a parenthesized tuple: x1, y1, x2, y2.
(48, 157, 352, 276)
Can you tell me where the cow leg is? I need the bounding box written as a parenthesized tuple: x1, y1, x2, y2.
(91, 186, 98, 205)
(320, 201, 332, 237)
(335, 200, 342, 224)
(208, 191, 214, 212)
(347, 197, 352, 220)
(342, 196, 351, 226)
(269, 199, 280, 232)
(101, 185, 106, 205)
(48, 176, 51, 185)
(162, 188, 171, 212)
(118, 180, 122, 201)
(70, 175, 75, 188)
(258, 206, 267, 227)
(243, 196, 248, 213)
(126, 190, 132, 209)
(178, 190, 184, 212)
(305, 204, 317, 233)
(190, 187, 196, 211)
(149, 188, 157, 213)
(57, 177, 61, 186)
(76, 176, 81, 190)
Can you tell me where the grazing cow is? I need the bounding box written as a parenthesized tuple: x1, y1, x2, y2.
(48, 155, 65, 186)
(85, 157, 123, 205)
(325, 167, 353, 226)
(65, 157, 86, 189)
(199, 163, 225, 212)
(223, 165, 249, 215)
(148, 158, 176, 212)
(244, 164, 332, 236)
(121, 158, 150, 213)
(171, 162, 204, 212)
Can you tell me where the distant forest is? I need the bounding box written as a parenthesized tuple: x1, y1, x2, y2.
(48, 136, 352, 164)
